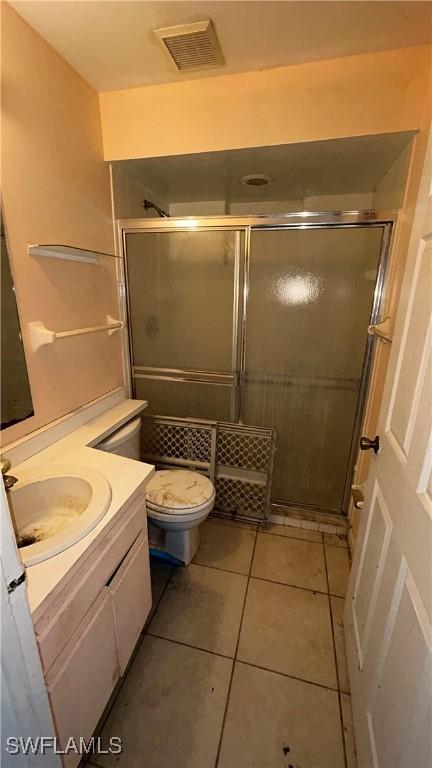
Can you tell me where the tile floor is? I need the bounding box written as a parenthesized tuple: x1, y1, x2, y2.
(89, 518, 357, 768)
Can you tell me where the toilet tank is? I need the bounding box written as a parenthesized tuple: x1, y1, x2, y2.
(97, 417, 142, 460)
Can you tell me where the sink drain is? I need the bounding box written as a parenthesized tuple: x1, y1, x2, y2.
(17, 533, 39, 548)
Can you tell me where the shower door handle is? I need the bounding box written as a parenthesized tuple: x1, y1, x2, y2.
(360, 435, 380, 454)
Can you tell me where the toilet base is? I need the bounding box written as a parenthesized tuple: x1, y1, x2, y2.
(147, 520, 201, 565)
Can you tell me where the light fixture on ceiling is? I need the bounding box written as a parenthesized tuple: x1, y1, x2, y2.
(239, 174, 272, 186)
(154, 20, 224, 72)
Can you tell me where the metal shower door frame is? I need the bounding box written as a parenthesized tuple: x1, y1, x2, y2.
(119, 225, 244, 422)
(117, 210, 396, 514)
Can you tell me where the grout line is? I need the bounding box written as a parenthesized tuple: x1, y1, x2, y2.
(146, 631, 234, 662)
(260, 530, 325, 547)
(191, 560, 252, 578)
(208, 516, 259, 532)
(192, 551, 345, 599)
(251, 573, 330, 597)
(261, 528, 327, 545)
(214, 524, 259, 767)
(253, 571, 344, 601)
(318, 534, 349, 551)
(146, 631, 341, 695)
(323, 538, 348, 768)
(235, 659, 339, 694)
(264, 525, 349, 549)
(210, 516, 348, 548)
(89, 562, 176, 757)
(145, 564, 176, 630)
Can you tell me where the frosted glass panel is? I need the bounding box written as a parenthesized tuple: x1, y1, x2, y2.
(243, 226, 384, 510)
(125, 222, 385, 513)
(125, 231, 236, 372)
(134, 378, 232, 421)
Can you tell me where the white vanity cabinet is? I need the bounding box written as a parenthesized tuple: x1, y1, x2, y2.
(46, 590, 117, 768)
(34, 493, 152, 768)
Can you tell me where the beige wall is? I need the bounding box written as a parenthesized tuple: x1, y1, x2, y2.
(169, 200, 227, 216)
(1, 4, 123, 446)
(100, 46, 430, 161)
(373, 142, 413, 209)
(349, 108, 431, 544)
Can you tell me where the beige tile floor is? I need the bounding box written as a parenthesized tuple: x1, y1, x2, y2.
(90, 518, 358, 768)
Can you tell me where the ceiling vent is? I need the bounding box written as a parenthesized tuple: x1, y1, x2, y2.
(155, 20, 224, 72)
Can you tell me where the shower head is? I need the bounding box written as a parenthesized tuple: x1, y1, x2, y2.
(142, 199, 170, 218)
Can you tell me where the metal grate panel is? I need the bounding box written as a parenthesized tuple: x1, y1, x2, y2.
(142, 419, 213, 466)
(215, 476, 268, 520)
(217, 424, 273, 472)
(141, 416, 275, 523)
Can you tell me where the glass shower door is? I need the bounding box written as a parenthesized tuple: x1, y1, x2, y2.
(242, 225, 385, 512)
(125, 229, 242, 420)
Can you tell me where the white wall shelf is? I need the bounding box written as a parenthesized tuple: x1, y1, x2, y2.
(28, 244, 116, 264)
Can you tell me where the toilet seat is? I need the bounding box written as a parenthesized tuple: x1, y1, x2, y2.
(146, 498, 215, 527)
(146, 495, 215, 516)
(145, 469, 215, 517)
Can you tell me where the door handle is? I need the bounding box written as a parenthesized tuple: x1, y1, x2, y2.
(360, 435, 380, 454)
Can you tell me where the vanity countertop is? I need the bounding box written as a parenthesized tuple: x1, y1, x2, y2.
(12, 398, 154, 618)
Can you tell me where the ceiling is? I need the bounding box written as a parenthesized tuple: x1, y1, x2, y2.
(115, 132, 414, 203)
(10, 1, 432, 92)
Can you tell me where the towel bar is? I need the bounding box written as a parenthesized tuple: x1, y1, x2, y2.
(28, 315, 123, 352)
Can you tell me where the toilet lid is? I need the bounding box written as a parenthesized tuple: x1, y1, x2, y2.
(146, 470, 214, 511)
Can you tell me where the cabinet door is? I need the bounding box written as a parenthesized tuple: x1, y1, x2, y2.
(109, 533, 152, 674)
(46, 589, 118, 768)
(36, 495, 145, 674)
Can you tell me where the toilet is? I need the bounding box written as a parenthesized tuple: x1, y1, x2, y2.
(145, 469, 215, 564)
(97, 416, 142, 458)
(97, 417, 215, 564)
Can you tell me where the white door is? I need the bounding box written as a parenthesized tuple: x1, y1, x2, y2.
(345, 133, 432, 768)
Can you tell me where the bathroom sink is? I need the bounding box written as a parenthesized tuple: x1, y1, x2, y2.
(8, 465, 112, 566)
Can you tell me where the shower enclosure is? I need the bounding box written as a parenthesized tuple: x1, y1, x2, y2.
(119, 212, 393, 516)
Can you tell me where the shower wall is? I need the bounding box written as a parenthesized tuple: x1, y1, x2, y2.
(170, 193, 375, 217)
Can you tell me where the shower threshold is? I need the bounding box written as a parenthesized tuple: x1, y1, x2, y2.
(269, 501, 349, 535)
